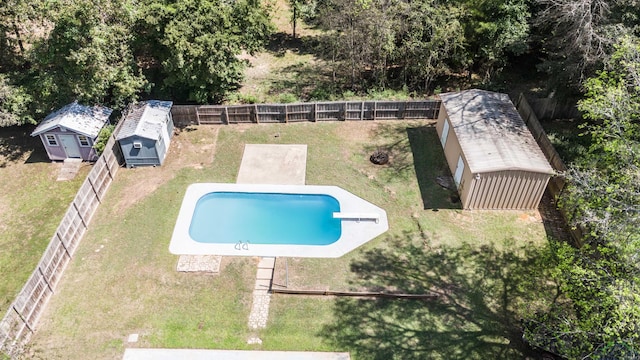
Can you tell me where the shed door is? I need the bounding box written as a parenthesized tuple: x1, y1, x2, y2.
(454, 155, 464, 187)
(59, 135, 81, 158)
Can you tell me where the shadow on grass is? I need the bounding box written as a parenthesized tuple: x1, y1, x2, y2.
(366, 123, 460, 210)
(0, 125, 48, 167)
(266, 32, 318, 57)
(321, 236, 557, 359)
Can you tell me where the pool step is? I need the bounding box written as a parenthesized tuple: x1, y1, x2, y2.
(254, 257, 275, 291)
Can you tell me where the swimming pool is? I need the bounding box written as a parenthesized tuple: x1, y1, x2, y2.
(169, 183, 389, 258)
(189, 192, 342, 245)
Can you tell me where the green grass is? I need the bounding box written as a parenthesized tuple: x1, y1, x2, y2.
(25, 122, 553, 359)
(0, 127, 89, 313)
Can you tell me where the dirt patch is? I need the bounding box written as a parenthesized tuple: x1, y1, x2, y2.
(518, 212, 541, 223)
(114, 126, 220, 212)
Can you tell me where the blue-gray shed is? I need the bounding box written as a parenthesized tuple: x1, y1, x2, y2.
(116, 100, 174, 168)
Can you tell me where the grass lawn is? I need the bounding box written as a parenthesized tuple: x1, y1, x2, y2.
(25, 122, 554, 359)
(0, 126, 89, 314)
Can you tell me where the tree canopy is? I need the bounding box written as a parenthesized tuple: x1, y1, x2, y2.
(313, 0, 528, 91)
(524, 35, 640, 359)
(144, 0, 273, 103)
(0, 0, 273, 124)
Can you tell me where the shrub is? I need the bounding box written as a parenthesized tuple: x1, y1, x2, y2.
(93, 124, 115, 156)
(277, 93, 298, 103)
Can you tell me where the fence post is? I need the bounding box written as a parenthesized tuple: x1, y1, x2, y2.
(284, 104, 289, 123)
(195, 107, 201, 125)
(360, 101, 365, 120)
(56, 232, 71, 258)
(312, 103, 317, 122)
(38, 267, 53, 293)
(12, 306, 32, 332)
(372, 101, 377, 120)
(72, 202, 87, 229)
(87, 175, 102, 203)
(103, 147, 115, 180)
(253, 104, 259, 124)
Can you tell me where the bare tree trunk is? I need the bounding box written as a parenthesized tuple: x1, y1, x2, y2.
(292, 5, 297, 39)
(12, 20, 24, 54)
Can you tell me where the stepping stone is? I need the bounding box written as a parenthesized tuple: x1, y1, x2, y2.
(258, 257, 276, 269)
(255, 278, 271, 291)
(176, 255, 221, 273)
(256, 268, 273, 280)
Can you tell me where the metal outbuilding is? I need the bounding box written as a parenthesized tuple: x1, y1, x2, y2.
(436, 89, 554, 210)
(31, 101, 112, 161)
(115, 100, 174, 168)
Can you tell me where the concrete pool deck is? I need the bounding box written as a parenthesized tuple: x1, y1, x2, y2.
(236, 144, 307, 185)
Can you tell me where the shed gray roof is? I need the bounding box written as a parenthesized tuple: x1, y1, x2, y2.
(31, 101, 112, 138)
(439, 89, 554, 174)
(115, 100, 173, 141)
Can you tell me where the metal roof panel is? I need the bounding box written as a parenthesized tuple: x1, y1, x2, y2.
(439, 89, 554, 174)
(31, 101, 112, 138)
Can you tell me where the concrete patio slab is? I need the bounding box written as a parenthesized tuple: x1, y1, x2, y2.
(123, 349, 351, 360)
(236, 144, 307, 185)
(57, 158, 83, 181)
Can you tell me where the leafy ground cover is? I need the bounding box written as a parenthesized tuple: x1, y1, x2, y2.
(0, 126, 89, 313)
(25, 122, 553, 359)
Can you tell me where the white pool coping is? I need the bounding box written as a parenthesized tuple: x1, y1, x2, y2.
(169, 183, 389, 258)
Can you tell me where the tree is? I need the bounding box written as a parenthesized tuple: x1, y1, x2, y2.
(458, 0, 530, 81)
(289, 0, 302, 38)
(0, 74, 33, 126)
(29, 0, 146, 113)
(566, 35, 640, 259)
(142, 0, 273, 103)
(315, 0, 530, 92)
(316, 0, 398, 90)
(534, 0, 640, 90)
(394, 1, 466, 91)
(523, 36, 640, 359)
(0, 0, 44, 69)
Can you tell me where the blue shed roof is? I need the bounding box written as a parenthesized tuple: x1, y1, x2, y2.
(115, 100, 173, 141)
(31, 101, 112, 138)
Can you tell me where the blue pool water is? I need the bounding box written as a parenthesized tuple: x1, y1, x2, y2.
(189, 192, 342, 245)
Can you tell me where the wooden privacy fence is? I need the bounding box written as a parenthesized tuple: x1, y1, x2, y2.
(527, 97, 581, 121)
(515, 93, 584, 245)
(171, 100, 441, 126)
(515, 93, 568, 195)
(0, 131, 122, 358)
